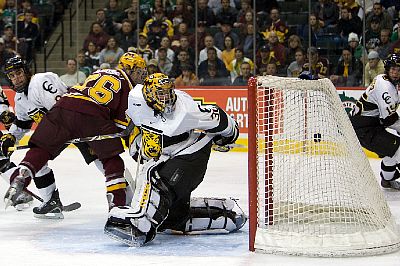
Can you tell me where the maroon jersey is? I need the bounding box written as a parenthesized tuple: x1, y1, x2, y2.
(58, 68, 134, 129)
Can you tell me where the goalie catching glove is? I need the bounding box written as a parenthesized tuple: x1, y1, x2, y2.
(0, 133, 16, 157)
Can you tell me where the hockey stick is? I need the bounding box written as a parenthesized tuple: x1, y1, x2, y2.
(212, 143, 245, 152)
(23, 189, 81, 212)
(8, 121, 135, 152)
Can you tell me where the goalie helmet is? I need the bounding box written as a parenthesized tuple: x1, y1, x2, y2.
(117, 52, 147, 84)
(383, 54, 400, 85)
(4, 56, 31, 93)
(142, 73, 176, 114)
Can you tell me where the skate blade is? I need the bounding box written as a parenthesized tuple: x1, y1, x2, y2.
(34, 211, 64, 219)
(104, 226, 145, 247)
(15, 202, 33, 211)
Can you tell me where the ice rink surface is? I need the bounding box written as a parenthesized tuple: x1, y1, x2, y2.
(1, 149, 400, 266)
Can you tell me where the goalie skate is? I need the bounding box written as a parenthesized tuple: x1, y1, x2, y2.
(33, 189, 64, 219)
(104, 219, 151, 247)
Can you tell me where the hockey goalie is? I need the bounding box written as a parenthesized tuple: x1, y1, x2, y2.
(104, 73, 247, 246)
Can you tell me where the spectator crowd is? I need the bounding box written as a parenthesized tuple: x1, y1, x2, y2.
(1, 0, 400, 87)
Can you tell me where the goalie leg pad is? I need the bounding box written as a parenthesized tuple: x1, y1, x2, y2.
(105, 158, 172, 246)
(168, 197, 247, 234)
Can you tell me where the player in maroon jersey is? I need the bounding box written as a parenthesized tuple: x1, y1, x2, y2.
(4, 52, 147, 218)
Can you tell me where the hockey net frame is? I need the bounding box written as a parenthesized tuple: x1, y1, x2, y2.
(247, 76, 400, 257)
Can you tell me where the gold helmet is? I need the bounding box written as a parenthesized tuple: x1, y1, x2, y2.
(142, 73, 176, 114)
(117, 52, 147, 84)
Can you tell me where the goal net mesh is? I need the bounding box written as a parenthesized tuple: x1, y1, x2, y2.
(249, 76, 400, 257)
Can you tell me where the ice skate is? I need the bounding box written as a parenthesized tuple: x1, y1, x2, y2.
(13, 191, 34, 211)
(4, 175, 26, 209)
(33, 189, 64, 219)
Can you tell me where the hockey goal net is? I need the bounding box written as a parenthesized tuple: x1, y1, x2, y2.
(247, 76, 400, 257)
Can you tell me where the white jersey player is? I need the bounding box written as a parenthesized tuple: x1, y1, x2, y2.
(104, 73, 246, 247)
(350, 54, 400, 189)
(1, 56, 98, 211)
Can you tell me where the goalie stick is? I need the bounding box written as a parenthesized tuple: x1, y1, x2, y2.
(8, 121, 135, 152)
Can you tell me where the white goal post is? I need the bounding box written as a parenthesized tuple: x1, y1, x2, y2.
(247, 76, 400, 257)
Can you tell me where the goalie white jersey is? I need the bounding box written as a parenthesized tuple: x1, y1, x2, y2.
(127, 85, 237, 159)
(352, 74, 399, 120)
(9, 72, 68, 140)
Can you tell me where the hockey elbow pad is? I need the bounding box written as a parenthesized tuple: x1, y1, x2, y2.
(0, 110, 16, 130)
(213, 121, 239, 146)
(381, 112, 399, 127)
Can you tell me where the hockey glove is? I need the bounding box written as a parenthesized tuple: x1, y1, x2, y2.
(0, 133, 16, 157)
(213, 121, 239, 147)
(0, 110, 16, 130)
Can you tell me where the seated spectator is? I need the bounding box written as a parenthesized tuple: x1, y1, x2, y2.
(377, 28, 392, 60)
(170, 49, 192, 78)
(302, 46, 330, 79)
(365, 16, 382, 51)
(287, 48, 306, 77)
(2, 23, 17, 54)
(175, 64, 200, 86)
(120, 0, 145, 30)
(390, 28, 400, 54)
(114, 19, 137, 52)
(16, 10, 38, 63)
(341, 0, 361, 19)
(196, 21, 208, 51)
(232, 61, 252, 85)
(198, 35, 222, 65)
(60, 58, 87, 87)
(147, 59, 160, 75)
(221, 35, 236, 69)
(129, 32, 153, 64)
(285, 35, 304, 66)
(198, 47, 229, 80)
(167, 0, 194, 27)
(95, 8, 117, 36)
(241, 23, 260, 59)
(348, 33, 366, 63)
(380, 0, 400, 20)
(366, 2, 393, 33)
(215, 0, 238, 27)
(83, 22, 110, 52)
(173, 36, 195, 64)
(99, 37, 125, 68)
(155, 47, 173, 75)
(391, 20, 400, 42)
(171, 22, 194, 48)
(228, 46, 254, 83)
(197, 0, 216, 27)
(209, 0, 236, 16)
(147, 19, 168, 51)
(104, 0, 125, 24)
(100, 62, 111, 69)
(85, 41, 101, 70)
(336, 7, 362, 45)
(143, 8, 174, 38)
(77, 49, 93, 77)
(265, 62, 278, 76)
(2, 0, 17, 26)
(302, 13, 324, 47)
(263, 8, 288, 44)
(330, 46, 362, 87)
(312, 0, 339, 29)
(234, 0, 253, 30)
(155, 36, 175, 62)
(263, 31, 286, 72)
(256, 45, 270, 74)
(214, 21, 240, 51)
(364, 50, 384, 87)
(200, 65, 230, 86)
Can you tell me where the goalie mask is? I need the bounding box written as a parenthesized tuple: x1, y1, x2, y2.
(117, 52, 147, 84)
(142, 73, 176, 114)
(383, 54, 400, 86)
(5, 56, 31, 93)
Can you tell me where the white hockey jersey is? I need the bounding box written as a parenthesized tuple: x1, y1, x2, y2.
(352, 74, 399, 120)
(9, 72, 68, 141)
(126, 85, 237, 159)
